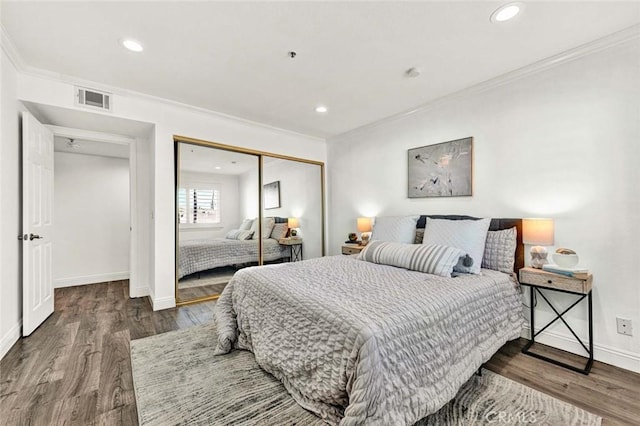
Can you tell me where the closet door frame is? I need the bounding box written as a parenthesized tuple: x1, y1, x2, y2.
(173, 135, 325, 306)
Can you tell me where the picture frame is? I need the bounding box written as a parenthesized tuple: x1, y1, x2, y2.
(408, 137, 473, 198)
(263, 180, 281, 209)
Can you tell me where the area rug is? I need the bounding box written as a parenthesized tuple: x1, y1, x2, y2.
(131, 323, 602, 426)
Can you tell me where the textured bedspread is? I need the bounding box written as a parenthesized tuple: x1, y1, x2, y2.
(179, 238, 288, 279)
(214, 255, 524, 425)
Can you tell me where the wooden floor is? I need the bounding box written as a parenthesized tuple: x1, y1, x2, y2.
(1, 281, 638, 425)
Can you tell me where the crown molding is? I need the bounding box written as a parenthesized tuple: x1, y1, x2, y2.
(19, 65, 326, 143)
(332, 23, 640, 142)
(0, 25, 26, 71)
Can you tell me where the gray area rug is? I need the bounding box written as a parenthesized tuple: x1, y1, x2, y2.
(131, 322, 602, 426)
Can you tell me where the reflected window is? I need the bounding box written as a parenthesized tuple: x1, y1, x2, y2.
(178, 187, 221, 224)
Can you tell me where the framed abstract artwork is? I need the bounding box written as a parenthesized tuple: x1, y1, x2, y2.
(408, 137, 473, 198)
(263, 180, 281, 209)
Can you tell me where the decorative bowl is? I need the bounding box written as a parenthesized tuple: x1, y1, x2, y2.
(553, 253, 579, 268)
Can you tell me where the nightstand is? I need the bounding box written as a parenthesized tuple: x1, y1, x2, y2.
(342, 244, 364, 255)
(279, 238, 303, 262)
(519, 267, 593, 375)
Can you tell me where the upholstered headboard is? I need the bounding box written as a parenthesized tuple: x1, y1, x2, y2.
(416, 215, 524, 273)
(273, 216, 288, 224)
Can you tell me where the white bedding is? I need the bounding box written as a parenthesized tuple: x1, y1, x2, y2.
(214, 255, 524, 425)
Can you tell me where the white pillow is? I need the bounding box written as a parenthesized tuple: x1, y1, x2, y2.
(250, 217, 276, 240)
(370, 216, 419, 244)
(239, 218, 253, 231)
(359, 241, 464, 277)
(422, 218, 491, 274)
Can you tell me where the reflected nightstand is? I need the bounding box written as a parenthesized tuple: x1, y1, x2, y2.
(279, 238, 303, 262)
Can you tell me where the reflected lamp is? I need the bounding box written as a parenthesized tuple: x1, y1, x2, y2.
(523, 218, 554, 268)
(288, 217, 300, 237)
(357, 217, 373, 245)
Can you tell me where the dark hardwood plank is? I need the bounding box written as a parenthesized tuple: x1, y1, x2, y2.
(1, 280, 638, 426)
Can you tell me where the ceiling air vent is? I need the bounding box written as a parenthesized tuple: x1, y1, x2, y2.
(75, 86, 112, 112)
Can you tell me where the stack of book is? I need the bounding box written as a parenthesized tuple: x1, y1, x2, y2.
(542, 264, 589, 279)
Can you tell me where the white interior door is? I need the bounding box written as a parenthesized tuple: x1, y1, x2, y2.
(22, 111, 54, 336)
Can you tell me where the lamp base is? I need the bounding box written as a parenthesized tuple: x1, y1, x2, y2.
(530, 246, 549, 269)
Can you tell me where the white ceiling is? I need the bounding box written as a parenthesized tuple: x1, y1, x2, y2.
(3, 1, 640, 138)
(179, 143, 259, 175)
(54, 136, 130, 159)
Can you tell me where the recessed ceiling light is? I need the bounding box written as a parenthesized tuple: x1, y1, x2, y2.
(315, 106, 328, 113)
(122, 39, 144, 52)
(490, 2, 523, 23)
(215, 166, 221, 170)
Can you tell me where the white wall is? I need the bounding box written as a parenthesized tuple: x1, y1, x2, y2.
(327, 39, 640, 372)
(178, 171, 240, 241)
(15, 71, 326, 311)
(239, 159, 324, 259)
(53, 152, 129, 287)
(0, 47, 23, 359)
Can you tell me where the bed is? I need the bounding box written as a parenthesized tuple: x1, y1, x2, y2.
(214, 216, 525, 425)
(178, 237, 289, 279)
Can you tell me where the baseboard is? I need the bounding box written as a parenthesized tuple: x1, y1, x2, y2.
(0, 320, 22, 361)
(54, 271, 129, 288)
(147, 286, 176, 311)
(129, 285, 150, 298)
(521, 326, 640, 373)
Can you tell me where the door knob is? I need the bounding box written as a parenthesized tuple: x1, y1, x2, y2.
(29, 233, 43, 241)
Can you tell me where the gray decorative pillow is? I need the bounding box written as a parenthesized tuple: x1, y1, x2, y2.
(482, 227, 517, 273)
(422, 218, 491, 274)
(270, 223, 288, 240)
(236, 230, 254, 240)
(225, 229, 240, 239)
(225, 229, 254, 240)
(359, 240, 464, 277)
(370, 216, 419, 244)
(251, 217, 276, 240)
(239, 218, 253, 231)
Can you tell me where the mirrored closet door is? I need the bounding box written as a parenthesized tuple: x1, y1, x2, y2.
(175, 137, 325, 305)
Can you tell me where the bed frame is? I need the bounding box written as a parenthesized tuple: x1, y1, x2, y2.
(416, 215, 524, 273)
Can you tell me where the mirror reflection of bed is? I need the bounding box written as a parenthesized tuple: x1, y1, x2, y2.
(175, 138, 324, 305)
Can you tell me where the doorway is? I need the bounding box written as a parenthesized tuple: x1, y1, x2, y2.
(49, 125, 136, 290)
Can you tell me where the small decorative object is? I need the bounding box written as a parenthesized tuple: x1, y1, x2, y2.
(357, 217, 373, 246)
(553, 248, 579, 267)
(523, 218, 554, 269)
(288, 217, 300, 238)
(348, 232, 358, 243)
(408, 137, 473, 198)
(263, 181, 281, 209)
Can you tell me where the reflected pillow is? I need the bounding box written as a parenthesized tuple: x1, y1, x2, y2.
(239, 218, 253, 231)
(270, 223, 288, 240)
(422, 218, 491, 274)
(359, 241, 464, 277)
(225, 229, 254, 240)
(370, 216, 419, 244)
(482, 227, 517, 273)
(251, 217, 276, 240)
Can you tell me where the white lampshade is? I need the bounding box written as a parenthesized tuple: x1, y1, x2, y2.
(523, 218, 554, 246)
(287, 217, 299, 229)
(357, 217, 372, 233)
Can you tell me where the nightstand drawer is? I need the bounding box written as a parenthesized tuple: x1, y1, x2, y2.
(520, 268, 592, 294)
(342, 245, 363, 255)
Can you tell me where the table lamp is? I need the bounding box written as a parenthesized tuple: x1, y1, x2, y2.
(357, 217, 373, 245)
(288, 217, 300, 238)
(523, 218, 554, 268)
